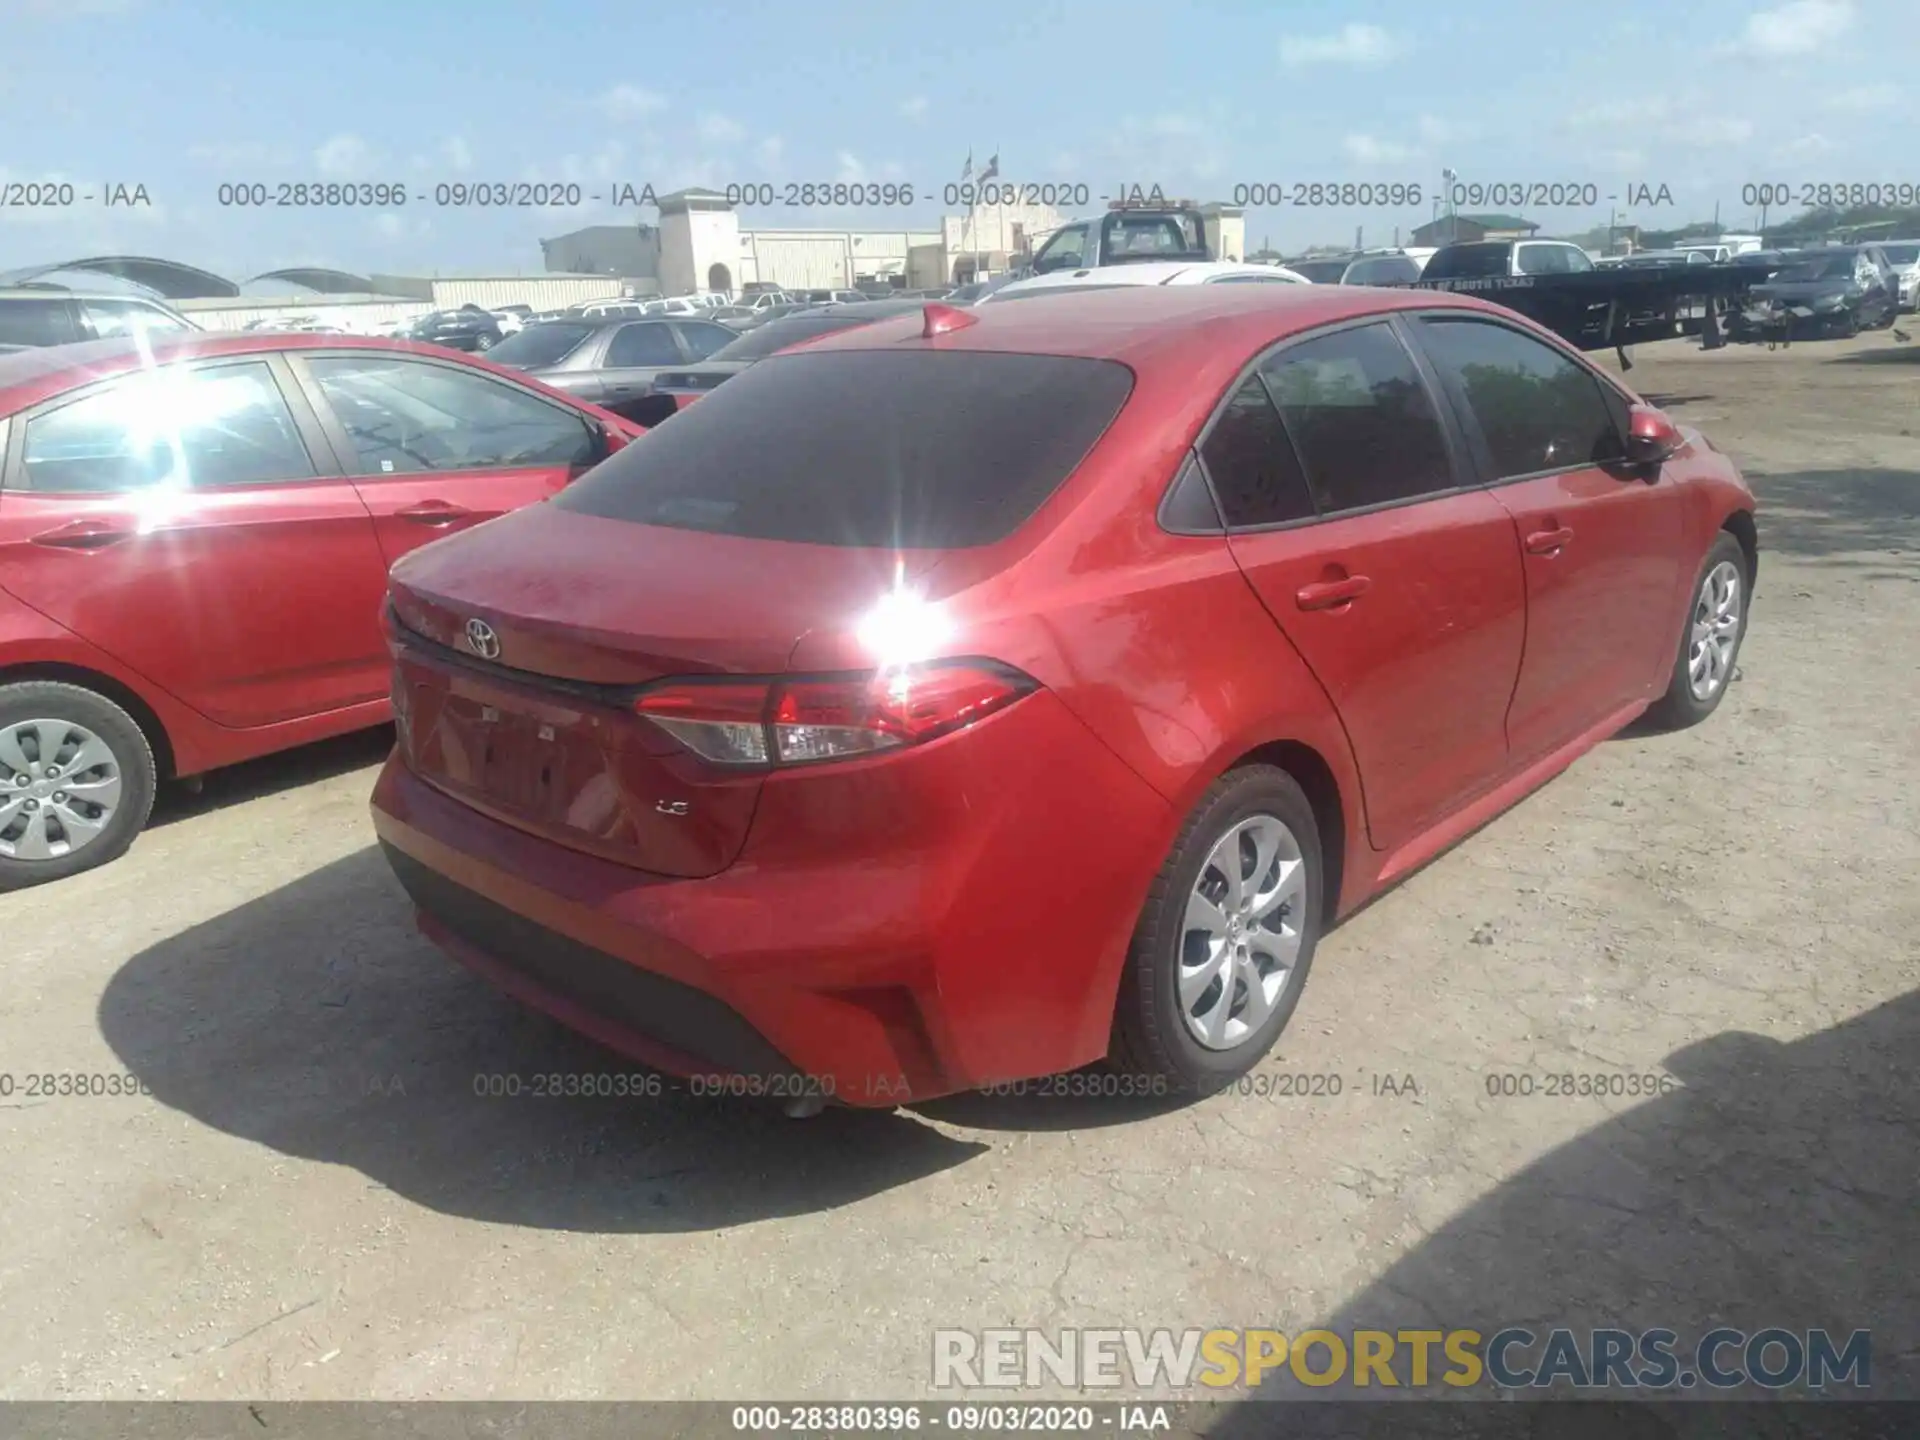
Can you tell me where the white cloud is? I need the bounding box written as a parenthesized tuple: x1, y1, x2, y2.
(757, 136, 785, 166)
(1824, 82, 1899, 111)
(597, 84, 668, 119)
(1565, 96, 1756, 147)
(1729, 0, 1852, 56)
(1279, 23, 1407, 68)
(1781, 132, 1837, 157)
(314, 133, 376, 178)
(1343, 134, 1417, 165)
(697, 113, 747, 145)
(1416, 114, 1475, 145)
(1591, 147, 1649, 173)
(442, 136, 473, 171)
(1672, 117, 1754, 146)
(1104, 111, 1229, 183)
(186, 141, 289, 167)
(900, 96, 930, 122)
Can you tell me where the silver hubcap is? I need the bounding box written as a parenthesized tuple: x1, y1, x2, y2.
(1180, 814, 1307, 1051)
(1688, 560, 1743, 701)
(0, 719, 124, 861)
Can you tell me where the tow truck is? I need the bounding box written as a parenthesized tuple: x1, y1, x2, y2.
(1412, 237, 1778, 368)
(1023, 198, 1217, 277)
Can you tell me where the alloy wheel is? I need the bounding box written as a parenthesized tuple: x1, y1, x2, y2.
(1687, 560, 1743, 702)
(1178, 814, 1308, 1051)
(0, 718, 125, 861)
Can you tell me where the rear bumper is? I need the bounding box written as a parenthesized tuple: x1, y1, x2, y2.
(370, 691, 1174, 1106)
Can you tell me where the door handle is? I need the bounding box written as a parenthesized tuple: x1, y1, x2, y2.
(1525, 526, 1575, 555)
(31, 519, 131, 550)
(394, 501, 473, 526)
(1295, 575, 1371, 610)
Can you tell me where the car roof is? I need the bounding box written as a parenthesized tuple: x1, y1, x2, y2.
(991, 261, 1309, 295)
(793, 285, 1510, 372)
(0, 287, 183, 305)
(0, 332, 501, 411)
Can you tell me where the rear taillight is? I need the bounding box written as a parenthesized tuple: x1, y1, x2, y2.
(632, 662, 1036, 768)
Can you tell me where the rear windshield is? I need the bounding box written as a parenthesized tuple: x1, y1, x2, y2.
(487, 322, 596, 367)
(1422, 244, 1512, 278)
(1777, 254, 1855, 281)
(555, 351, 1134, 548)
(1288, 259, 1351, 284)
(1882, 244, 1919, 264)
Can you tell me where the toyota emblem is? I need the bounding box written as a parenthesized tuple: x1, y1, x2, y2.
(463, 618, 501, 660)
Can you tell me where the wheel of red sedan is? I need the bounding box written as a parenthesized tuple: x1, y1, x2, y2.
(1647, 532, 1751, 730)
(1110, 765, 1323, 1092)
(0, 682, 156, 891)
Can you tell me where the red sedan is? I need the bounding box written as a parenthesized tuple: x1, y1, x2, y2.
(370, 289, 1758, 1104)
(0, 332, 641, 889)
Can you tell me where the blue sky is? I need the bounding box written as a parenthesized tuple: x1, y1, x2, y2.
(0, 0, 1908, 283)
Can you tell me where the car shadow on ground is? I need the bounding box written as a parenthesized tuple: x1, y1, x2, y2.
(147, 726, 396, 830)
(1828, 344, 1920, 364)
(96, 845, 985, 1233)
(1744, 467, 1919, 580)
(1202, 989, 1917, 1436)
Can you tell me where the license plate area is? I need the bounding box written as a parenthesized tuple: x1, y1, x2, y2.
(468, 704, 566, 818)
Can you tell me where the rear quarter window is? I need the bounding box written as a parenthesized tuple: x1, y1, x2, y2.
(555, 350, 1134, 548)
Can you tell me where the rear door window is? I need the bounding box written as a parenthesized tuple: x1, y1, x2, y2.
(78, 298, 192, 338)
(605, 322, 683, 367)
(1198, 376, 1316, 527)
(0, 297, 81, 347)
(1256, 323, 1456, 515)
(22, 361, 316, 492)
(556, 351, 1133, 548)
(304, 355, 596, 474)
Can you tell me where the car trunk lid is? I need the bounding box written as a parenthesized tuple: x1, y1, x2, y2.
(387, 502, 942, 877)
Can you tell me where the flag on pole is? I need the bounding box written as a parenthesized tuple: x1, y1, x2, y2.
(979, 153, 999, 183)
(960, 151, 973, 182)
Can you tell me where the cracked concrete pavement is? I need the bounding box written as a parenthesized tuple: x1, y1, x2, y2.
(1, 331, 1914, 1403)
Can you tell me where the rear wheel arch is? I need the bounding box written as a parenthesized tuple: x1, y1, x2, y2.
(0, 662, 177, 781)
(1225, 739, 1348, 925)
(1721, 507, 1758, 588)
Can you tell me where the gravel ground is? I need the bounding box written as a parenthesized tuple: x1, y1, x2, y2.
(1, 331, 1914, 1405)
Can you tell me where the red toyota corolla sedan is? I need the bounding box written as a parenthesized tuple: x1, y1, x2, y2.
(0, 332, 641, 889)
(370, 288, 1758, 1105)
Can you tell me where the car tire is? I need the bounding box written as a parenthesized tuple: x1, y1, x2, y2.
(1644, 532, 1751, 731)
(1110, 764, 1323, 1094)
(473, 334, 494, 351)
(0, 681, 157, 891)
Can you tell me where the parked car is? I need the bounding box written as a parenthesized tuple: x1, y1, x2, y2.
(706, 300, 807, 332)
(1612, 250, 1713, 270)
(1878, 240, 1920, 310)
(982, 260, 1310, 302)
(1339, 253, 1424, 286)
(0, 333, 645, 889)
(943, 274, 1024, 304)
(1282, 256, 1356, 284)
(408, 305, 504, 352)
(370, 286, 1757, 1107)
(795, 289, 867, 304)
(0, 289, 199, 348)
(1736, 245, 1900, 338)
(483, 314, 737, 420)
(637, 299, 931, 419)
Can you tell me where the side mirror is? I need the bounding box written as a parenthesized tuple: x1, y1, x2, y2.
(1624, 405, 1683, 464)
